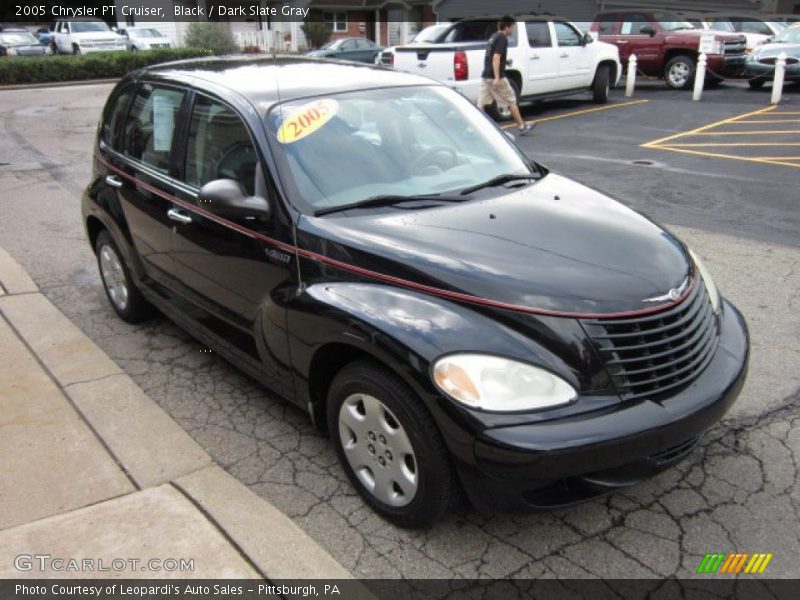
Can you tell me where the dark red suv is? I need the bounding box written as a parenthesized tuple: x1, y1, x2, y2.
(591, 11, 746, 88)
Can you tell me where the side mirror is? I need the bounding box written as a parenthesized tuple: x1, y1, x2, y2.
(198, 179, 271, 223)
(640, 25, 656, 37)
(581, 32, 594, 46)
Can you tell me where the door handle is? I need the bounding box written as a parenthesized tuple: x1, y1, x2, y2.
(167, 208, 192, 225)
(560, 53, 569, 58)
(616, 40, 629, 44)
(530, 55, 540, 60)
(105, 175, 123, 188)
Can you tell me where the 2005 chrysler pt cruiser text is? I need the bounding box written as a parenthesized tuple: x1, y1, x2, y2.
(83, 56, 748, 527)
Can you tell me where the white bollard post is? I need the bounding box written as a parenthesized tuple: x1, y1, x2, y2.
(625, 54, 637, 97)
(771, 52, 787, 105)
(693, 53, 707, 101)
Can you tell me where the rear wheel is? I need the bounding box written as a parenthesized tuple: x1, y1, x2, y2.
(327, 360, 457, 528)
(664, 55, 696, 90)
(95, 231, 154, 323)
(592, 64, 611, 104)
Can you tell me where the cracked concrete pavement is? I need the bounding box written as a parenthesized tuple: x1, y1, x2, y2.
(0, 81, 798, 579)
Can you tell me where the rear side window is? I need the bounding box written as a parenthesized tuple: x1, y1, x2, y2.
(124, 85, 186, 174)
(100, 81, 136, 151)
(184, 96, 258, 196)
(526, 22, 552, 47)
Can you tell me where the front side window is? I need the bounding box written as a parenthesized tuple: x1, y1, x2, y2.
(70, 21, 110, 33)
(323, 12, 347, 33)
(265, 86, 533, 214)
(184, 95, 257, 196)
(621, 14, 653, 35)
(124, 85, 185, 174)
(554, 22, 582, 46)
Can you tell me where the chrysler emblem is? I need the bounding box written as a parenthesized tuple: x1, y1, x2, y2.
(644, 277, 690, 303)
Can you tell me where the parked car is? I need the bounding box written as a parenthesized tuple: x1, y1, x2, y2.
(51, 17, 126, 55)
(591, 11, 747, 89)
(35, 27, 53, 46)
(393, 16, 622, 120)
(745, 23, 800, 88)
(0, 30, 50, 56)
(306, 37, 382, 63)
(718, 14, 787, 39)
(375, 23, 451, 66)
(673, 12, 768, 54)
(117, 27, 173, 51)
(0, 23, 28, 33)
(83, 56, 748, 526)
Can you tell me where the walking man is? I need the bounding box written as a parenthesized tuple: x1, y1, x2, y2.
(478, 15, 533, 135)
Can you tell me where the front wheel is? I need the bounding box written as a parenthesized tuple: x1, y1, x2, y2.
(748, 78, 766, 90)
(72, 44, 81, 55)
(664, 55, 696, 90)
(592, 64, 611, 104)
(327, 360, 458, 528)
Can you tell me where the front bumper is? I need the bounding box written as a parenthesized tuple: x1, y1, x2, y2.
(709, 54, 746, 75)
(459, 299, 749, 511)
(78, 45, 126, 54)
(746, 62, 800, 81)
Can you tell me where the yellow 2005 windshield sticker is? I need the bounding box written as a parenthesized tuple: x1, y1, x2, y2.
(277, 99, 339, 144)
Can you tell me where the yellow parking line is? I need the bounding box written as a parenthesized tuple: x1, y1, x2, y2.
(500, 99, 649, 129)
(689, 130, 800, 135)
(641, 105, 776, 148)
(769, 112, 800, 115)
(666, 142, 800, 147)
(733, 119, 800, 124)
(649, 145, 800, 169)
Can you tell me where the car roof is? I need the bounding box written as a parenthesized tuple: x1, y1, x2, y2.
(142, 55, 438, 108)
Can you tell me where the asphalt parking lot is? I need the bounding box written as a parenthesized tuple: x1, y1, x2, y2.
(0, 77, 798, 579)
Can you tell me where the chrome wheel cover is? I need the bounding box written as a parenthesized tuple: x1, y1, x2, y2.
(99, 244, 129, 311)
(668, 62, 691, 87)
(338, 393, 418, 507)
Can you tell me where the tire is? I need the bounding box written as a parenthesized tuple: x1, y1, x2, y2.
(50, 42, 58, 55)
(748, 78, 766, 90)
(327, 359, 457, 528)
(664, 55, 696, 90)
(130, 46, 137, 52)
(592, 64, 611, 104)
(72, 44, 81, 56)
(95, 231, 154, 323)
(486, 76, 520, 121)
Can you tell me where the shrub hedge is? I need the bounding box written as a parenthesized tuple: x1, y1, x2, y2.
(0, 48, 215, 85)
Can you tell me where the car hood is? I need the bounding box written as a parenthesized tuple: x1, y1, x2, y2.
(666, 29, 743, 41)
(752, 42, 800, 58)
(72, 32, 121, 41)
(299, 174, 692, 317)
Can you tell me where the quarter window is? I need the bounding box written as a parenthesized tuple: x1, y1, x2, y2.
(184, 96, 258, 196)
(100, 81, 136, 151)
(124, 85, 185, 174)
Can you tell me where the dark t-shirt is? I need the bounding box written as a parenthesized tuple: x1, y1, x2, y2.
(482, 31, 508, 80)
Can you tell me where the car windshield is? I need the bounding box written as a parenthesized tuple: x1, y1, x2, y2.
(769, 21, 788, 31)
(265, 86, 533, 214)
(130, 29, 161, 38)
(320, 39, 342, 50)
(775, 26, 800, 42)
(413, 24, 449, 43)
(0, 32, 37, 44)
(706, 18, 735, 32)
(655, 14, 695, 31)
(70, 22, 109, 33)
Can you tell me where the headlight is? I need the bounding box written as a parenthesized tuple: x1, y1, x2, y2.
(432, 354, 577, 412)
(688, 248, 721, 314)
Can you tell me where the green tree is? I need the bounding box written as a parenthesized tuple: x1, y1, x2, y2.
(301, 21, 333, 49)
(184, 22, 238, 55)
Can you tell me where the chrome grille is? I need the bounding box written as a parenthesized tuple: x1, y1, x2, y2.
(724, 41, 746, 56)
(583, 279, 719, 401)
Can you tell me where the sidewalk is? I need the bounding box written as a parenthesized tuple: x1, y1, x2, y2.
(0, 245, 352, 581)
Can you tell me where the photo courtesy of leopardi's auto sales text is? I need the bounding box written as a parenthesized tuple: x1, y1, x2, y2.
(0, 0, 798, 599)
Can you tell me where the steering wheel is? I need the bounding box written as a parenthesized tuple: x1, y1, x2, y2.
(408, 146, 459, 174)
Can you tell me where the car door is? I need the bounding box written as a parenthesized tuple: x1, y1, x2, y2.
(553, 21, 594, 87)
(618, 13, 662, 73)
(355, 39, 378, 62)
(111, 82, 189, 286)
(338, 38, 358, 60)
(524, 21, 560, 93)
(166, 92, 296, 389)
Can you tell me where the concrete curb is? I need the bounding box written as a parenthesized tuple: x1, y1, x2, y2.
(0, 246, 353, 580)
(0, 78, 119, 91)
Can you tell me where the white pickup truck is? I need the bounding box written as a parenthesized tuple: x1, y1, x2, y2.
(393, 16, 622, 118)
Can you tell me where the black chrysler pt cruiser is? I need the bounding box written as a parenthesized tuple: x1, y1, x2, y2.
(83, 56, 749, 527)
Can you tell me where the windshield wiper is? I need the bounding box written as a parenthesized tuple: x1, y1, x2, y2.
(459, 173, 540, 196)
(314, 194, 469, 216)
